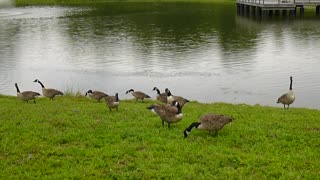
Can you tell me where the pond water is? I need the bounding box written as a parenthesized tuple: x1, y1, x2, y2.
(0, 3, 320, 109)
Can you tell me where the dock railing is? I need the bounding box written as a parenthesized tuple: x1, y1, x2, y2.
(237, 0, 320, 5)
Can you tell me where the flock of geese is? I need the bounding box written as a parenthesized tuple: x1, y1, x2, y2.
(14, 76, 295, 138)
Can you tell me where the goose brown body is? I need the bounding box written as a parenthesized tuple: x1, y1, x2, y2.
(105, 93, 119, 111)
(126, 89, 150, 102)
(165, 88, 189, 107)
(184, 113, 233, 138)
(86, 90, 108, 102)
(277, 76, 295, 109)
(152, 87, 167, 103)
(15, 83, 40, 103)
(33, 79, 63, 100)
(147, 101, 183, 127)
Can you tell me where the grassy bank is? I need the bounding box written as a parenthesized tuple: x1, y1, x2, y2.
(14, 0, 234, 6)
(1, 95, 320, 178)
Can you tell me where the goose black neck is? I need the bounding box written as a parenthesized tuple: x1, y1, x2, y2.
(166, 90, 172, 96)
(155, 88, 160, 94)
(38, 80, 45, 88)
(176, 104, 182, 114)
(115, 94, 119, 102)
(289, 77, 293, 90)
(185, 122, 200, 132)
(15, 83, 20, 93)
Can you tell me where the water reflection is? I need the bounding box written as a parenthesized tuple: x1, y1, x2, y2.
(0, 3, 320, 108)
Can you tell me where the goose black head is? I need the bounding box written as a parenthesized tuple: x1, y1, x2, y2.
(115, 93, 119, 101)
(126, 89, 134, 94)
(85, 90, 93, 96)
(225, 116, 234, 123)
(165, 88, 172, 96)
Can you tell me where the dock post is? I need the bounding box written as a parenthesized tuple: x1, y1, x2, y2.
(252, 6, 256, 15)
(241, 4, 245, 15)
(282, 10, 287, 17)
(290, 8, 296, 16)
(258, 7, 262, 16)
(316, 5, 320, 16)
(245, 5, 250, 14)
(268, 10, 273, 17)
(275, 10, 280, 16)
(300, 6, 304, 16)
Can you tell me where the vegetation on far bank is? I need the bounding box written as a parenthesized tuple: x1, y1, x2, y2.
(1, 95, 320, 178)
(14, 0, 235, 6)
(11, 0, 319, 16)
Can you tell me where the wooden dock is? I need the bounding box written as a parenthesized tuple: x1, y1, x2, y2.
(237, 0, 320, 16)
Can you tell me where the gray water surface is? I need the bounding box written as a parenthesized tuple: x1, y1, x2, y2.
(1, 3, 320, 108)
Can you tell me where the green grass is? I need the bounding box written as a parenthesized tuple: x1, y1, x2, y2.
(1, 95, 320, 178)
(14, 0, 234, 6)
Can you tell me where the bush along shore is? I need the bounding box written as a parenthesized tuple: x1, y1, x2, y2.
(1, 94, 320, 178)
(14, 0, 234, 6)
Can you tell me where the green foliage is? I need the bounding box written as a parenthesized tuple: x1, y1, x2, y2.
(0, 95, 320, 178)
(15, 0, 234, 6)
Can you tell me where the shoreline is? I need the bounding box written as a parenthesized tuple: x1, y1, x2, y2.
(1, 94, 318, 110)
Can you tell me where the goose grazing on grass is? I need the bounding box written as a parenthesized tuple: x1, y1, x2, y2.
(85, 90, 108, 102)
(165, 88, 189, 107)
(184, 113, 233, 138)
(147, 101, 183, 128)
(105, 93, 119, 111)
(126, 89, 151, 102)
(33, 79, 63, 100)
(15, 83, 40, 103)
(152, 87, 167, 103)
(277, 76, 295, 110)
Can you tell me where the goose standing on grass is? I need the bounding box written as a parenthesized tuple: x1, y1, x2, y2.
(147, 101, 183, 128)
(184, 113, 233, 138)
(105, 93, 119, 111)
(165, 88, 189, 107)
(152, 87, 167, 103)
(85, 90, 108, 102)
(277, 76, 295, 110)
(126, 89, 151, 102)
(15, 83, 40, 103)
(33, 79, 63, 100)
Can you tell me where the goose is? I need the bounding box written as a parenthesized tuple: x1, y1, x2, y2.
(105, 93, 119, 111)
(33, 79, 63, 100)
(125, 89, 150, 102)
(85, 90, 108, 102)
(152, 87, 167, 103)
(277, 76, 295, 109)
(15, 83, 40, 103)
(184, 113, 233, 138)
(147, 101, 183, 128)
(165, 88, 189, 107)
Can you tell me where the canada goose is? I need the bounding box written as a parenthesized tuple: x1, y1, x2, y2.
(33, 79, 63, 100)
(125, 89, 151, 102)
(165, 88, 189, 107)
(15, 83, 40, 103)
(152, 87, 167, 103)
(85, 90, 108, 102)
(277, 76, 295, 109)
(184, 113, 233, 138)
(105, 93, 119, 111)
(147, 101, 183, 128)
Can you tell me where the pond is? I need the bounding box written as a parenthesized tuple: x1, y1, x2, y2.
(0, 2, 320, 109)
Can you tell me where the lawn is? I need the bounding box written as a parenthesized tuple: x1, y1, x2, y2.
(1, 95, 319, 178)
